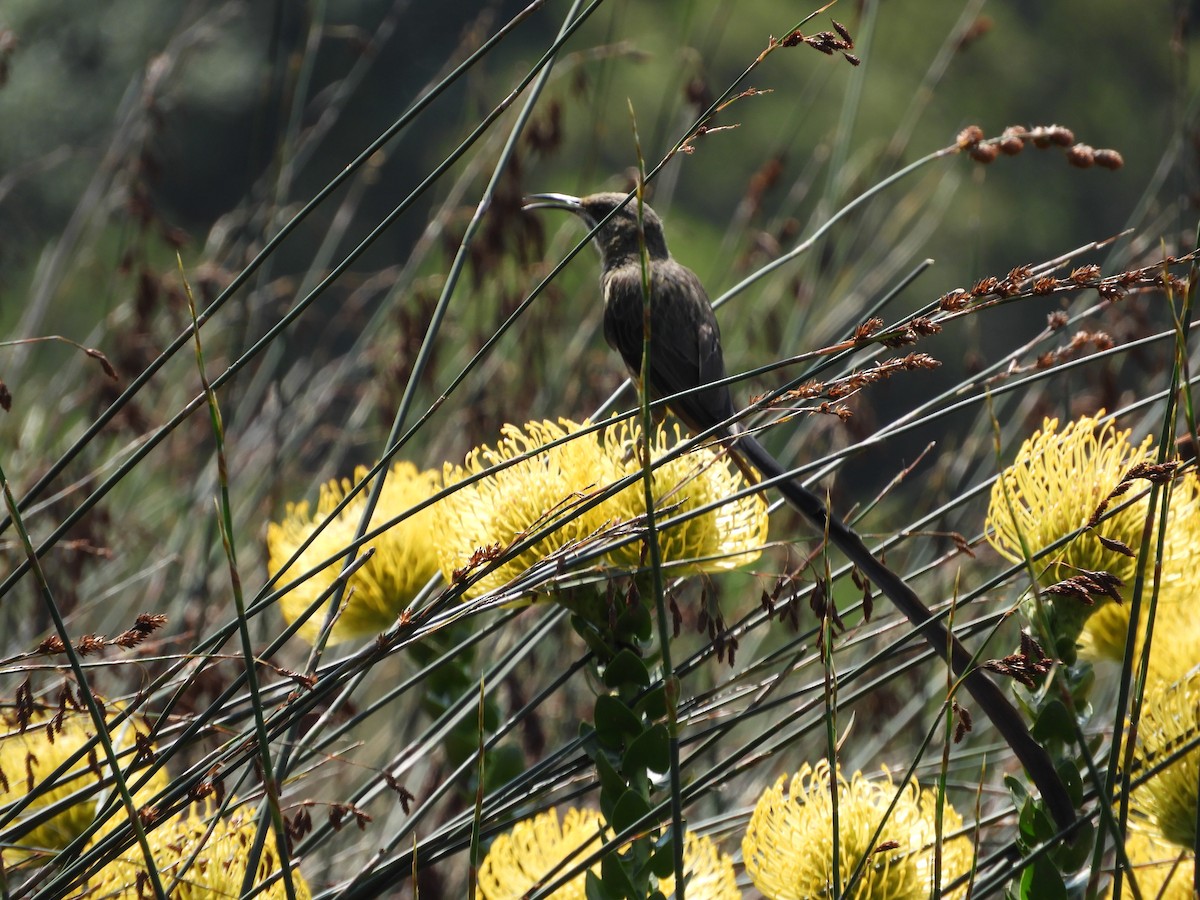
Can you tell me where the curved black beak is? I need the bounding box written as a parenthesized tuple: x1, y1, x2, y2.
(522, 192, 582, 212)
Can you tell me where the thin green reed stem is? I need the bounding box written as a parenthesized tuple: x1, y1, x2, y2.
(468, 679, 487, 900)
(0, 467, 166, 899)
(820, 545, 842, 900)
(1174, 226, 1199, 472)
(628, 115, 685, 897)
(1109, 246, 1197, 900)
(178, 267, 298, 900)
(0, 0, 551, 605)
(1187, 224, 1200, 897)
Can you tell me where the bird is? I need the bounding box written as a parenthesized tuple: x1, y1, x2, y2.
(525, 190, 1076, 830)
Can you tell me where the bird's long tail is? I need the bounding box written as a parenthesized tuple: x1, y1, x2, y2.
(734, 433, 1077, 830)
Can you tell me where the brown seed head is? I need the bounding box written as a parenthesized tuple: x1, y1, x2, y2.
(1048, 125, 1076, 147)
(999, 127, 1025, 155)
(968, 142, 999, 164)
(956, 125, 985, 148)
(1066, 144, 1096, 168)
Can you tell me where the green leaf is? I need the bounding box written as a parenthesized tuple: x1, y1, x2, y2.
(595, 695, 643, 747)
(1016, 794, 1056, 846)
(1031, 699, 1074, 743)
(1005, 774, 1029, 803)
(572, 613, 615, 659)
(601, 852, 639, 898)
(616, 601, 652, 642)
(634, 686, 668, 720)
(1052, 818, 1094, 871)
(1057, 759, 1083, 808)
(648, 831, 678, 879)
(586, 870, 617, 900)
(595, 753, 626, 820)
(611, 789, 652, 833)
(1018, 856, 1067, 900)
(604, 649, 651, 689)
(624, 724, 670, 776)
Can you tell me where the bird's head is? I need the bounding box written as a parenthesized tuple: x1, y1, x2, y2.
(523, 191, 669, 267)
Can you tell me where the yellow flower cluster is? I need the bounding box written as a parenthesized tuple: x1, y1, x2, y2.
(267, 462, 442, 644)
(478, 807, 603, 899)
(987, 414, 1200, 591)
(1107, 828, 1194, 900)
(986, 412, 1200, 678)
(85, 797, 311, 899)
(431, 418, 768, 599)
(742, 760, 973, 900)
(990, 412, 1200, 875)
(1130, 672, 1200, 849)
(1, 704, 309, 896)
(269, 419, 768, 628)
(0, 705, 167, 865)
(433, 420, 614, 599)
(477, 807, 739, 900)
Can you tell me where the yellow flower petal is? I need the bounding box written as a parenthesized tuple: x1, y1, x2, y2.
(1081, 578, 1200, 686)
(1131, 673, 1200, 848)
(1107, 828, 1194, 900)
(599, 419, 768, 573)
(478, 807, 606, 900)
(268, 461, 442, 644)
(0, 704, 167, 865)
(85, 797, 311, 899)
(478, 807, 739, 900)
(986, 413, 1156, 587)
(434, 420, 613, 599)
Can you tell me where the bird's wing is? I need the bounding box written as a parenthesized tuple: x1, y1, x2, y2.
(602, 261, 738, 434)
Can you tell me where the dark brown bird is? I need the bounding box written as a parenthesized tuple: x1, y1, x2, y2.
(526, 190, 1076, 830)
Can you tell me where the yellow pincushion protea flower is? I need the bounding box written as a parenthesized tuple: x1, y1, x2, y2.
(85, 797, 311, 899)
(477, 807, 739, 900)
(0, 704, 167, 864)
(599, 419, 768, 574)
(987, 414, 1157, 589)
(434, 420, 614, 599)
(1078, 467, 1200, 673)
(987, 413, 1200, 653)
(478, 807, 606, 899)
(1081, 577, 1200, 685)
(434, 419, 768, 599)
(742, 760, 973, 900)
(268, 461, 442, 644)
(1107, 828, 1194, 900)
(1130, 672, 1200, 848)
